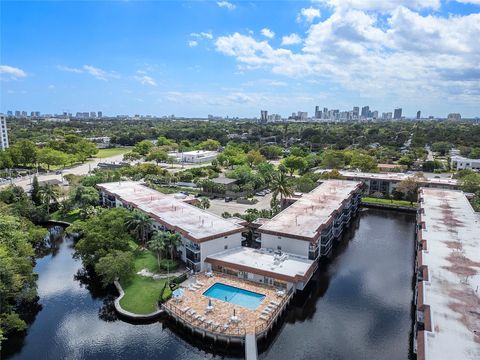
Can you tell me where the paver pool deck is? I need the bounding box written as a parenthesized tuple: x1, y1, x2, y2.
(164, 273, 287, 336)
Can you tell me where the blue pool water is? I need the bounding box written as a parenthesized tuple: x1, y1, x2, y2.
(203, 283, 265, 310)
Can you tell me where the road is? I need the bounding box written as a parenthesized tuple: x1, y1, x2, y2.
(0, 154, 126, 191)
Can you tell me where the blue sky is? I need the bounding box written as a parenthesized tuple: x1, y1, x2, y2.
(1, 0, 479, 118)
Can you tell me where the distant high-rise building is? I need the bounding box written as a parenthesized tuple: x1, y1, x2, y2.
(394, 108, 402, 119)
(90, 112, 96, 118)
(361, 106, 370, 118)
(447, 113, 461, 121)
(297, 111, 308, 121)
(372, 111, 379, 119)
(260, 110, 268, 123)
(98, 111, 103, 118)
(314, 106, 321, 119)
(6, 111, 12, 116)
(382, 112, 393, 120)
(353, 107, 359, 118)
(416, 111, 421, 119)
(15, 111, 21, 117)
(21, 111, 27, 117)
(1, 115, 9, 150)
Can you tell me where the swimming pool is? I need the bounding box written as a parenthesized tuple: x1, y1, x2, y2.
(203, 283, 265, 310)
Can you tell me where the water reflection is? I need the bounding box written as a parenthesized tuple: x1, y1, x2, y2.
(3, 209, 415, 360)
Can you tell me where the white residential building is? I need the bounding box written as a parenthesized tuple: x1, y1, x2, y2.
(0, 115, 9, 150)
(168, 150, 218, 164)
(450, 155, 480, 171)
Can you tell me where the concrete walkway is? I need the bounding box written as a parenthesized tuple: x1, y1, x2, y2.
(245, 334, 258, 360)
(136, 268, 185, 280)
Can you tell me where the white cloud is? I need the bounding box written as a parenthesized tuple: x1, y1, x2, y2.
(0, 65, 27, 79)
(298, 7, 321, 23)
(83, 65, 113, 81)
(190, 31, 213, 39)
(281, 33, 302, 45)
(188, 40, 198, 47)
(57, 65, 83, 73)
(455, 0, 480, 4)
(134, 72, 157, 86)
(215, 7, 480, 105)
(58, 64, 118, 80)
(313, 0, 440, 12)
(217, 1, 235, 10)
(261, 28, 275, 39)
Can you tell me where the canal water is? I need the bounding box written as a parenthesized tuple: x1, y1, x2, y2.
(2, 208, 415, 360)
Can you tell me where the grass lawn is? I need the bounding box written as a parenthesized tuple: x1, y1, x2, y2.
(119, 246, 174, 314)
(95, 147, 132, 158)
(50, 208, 82, 223)
(362, 196, 416, 208)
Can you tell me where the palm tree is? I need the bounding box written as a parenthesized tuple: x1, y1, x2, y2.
(125, 210, 153, 247)
(166, 232, 182, 261)
(270, 170, 293, 208)
(39, 183, 59, 215)
(148, 232, 167, 271)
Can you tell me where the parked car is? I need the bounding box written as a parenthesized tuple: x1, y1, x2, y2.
(225, 197, 233, 202)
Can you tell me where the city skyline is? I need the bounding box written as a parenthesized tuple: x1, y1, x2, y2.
(1, 1, 480, 117)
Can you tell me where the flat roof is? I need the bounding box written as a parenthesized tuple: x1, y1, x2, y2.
(330, 170, 459, 187)
(211, 177, 238, 185)
(205, 247, 316, 283)
(418, 188, 480, 359)
(258, 180, 361, 241)
(97, 181, 244, 242)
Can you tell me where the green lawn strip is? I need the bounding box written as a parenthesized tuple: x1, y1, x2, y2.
(118, 247, 175, 314)
(119, 276, 172, 314)
(361, 196, 416, 208)
(95, 147, 132, 158)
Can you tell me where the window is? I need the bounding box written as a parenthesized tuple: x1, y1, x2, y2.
(277, 246, 282, 251)
(224, 245, 228, 250)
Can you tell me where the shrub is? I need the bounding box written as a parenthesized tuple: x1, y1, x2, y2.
(159, 259, 178, 271)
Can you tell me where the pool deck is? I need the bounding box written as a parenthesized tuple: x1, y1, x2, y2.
(163, 273, 292, 339)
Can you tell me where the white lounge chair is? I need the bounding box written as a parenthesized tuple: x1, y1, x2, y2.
(181, 306, 190, 313)
(192, 283, 202, 290)
(221, 324, 230, 332)
(196, 281, 205, 286)
(259, 314, 269, 321)
(205, 319, 213, 327)
(188, 284, 196, 292)
(212, 322, 220, 331)
(270, 300, 280, 306)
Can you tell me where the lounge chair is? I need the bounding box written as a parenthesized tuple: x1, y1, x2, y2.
(212, 322, 220, 331)
(259, 314, 269, 321)
(193, 314, 201, 321)
(198, 316, 205, 324)
(221, 323, 230, 332)
(181, 306, 190, 313)
(188, 284, 196, 292)
(205, 319, 213, 327)
(196, 281, 205, 286)
(192, 283, 202, 290)
(270, 300, 280, 306)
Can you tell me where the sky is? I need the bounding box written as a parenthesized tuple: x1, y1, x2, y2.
(1, 0, 480, 118)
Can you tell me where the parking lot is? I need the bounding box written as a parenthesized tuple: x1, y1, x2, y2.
(207, 192, 273, 217)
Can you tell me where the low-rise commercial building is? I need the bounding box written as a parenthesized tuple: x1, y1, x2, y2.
(414, 188, 480, 360)
(450, 155, 480, 171)
(168, 150, 218, 164)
